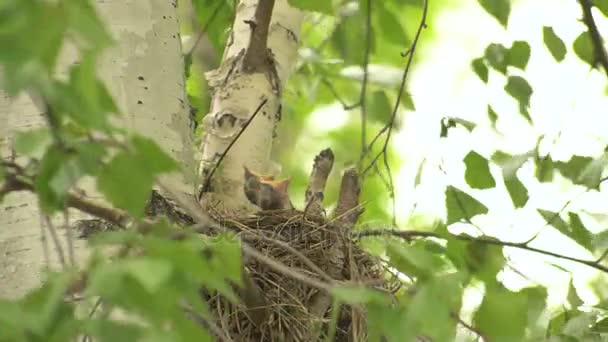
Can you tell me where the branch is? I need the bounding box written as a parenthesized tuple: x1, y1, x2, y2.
(304, 148, 334, 217)
(354, 229, 608, 274)
(579, 0, 608, 77)
(359, 0, 372, 156)
(242, 0, 275, 72)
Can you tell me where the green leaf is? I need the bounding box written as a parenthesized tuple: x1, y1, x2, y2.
(97, 136, 178, 217)
(573, 31, 594, 66)
(287, 0, 333, 14)
(124, 258, 173, 293)
(464, 151, 496, 189)
(477, 0, 511, 27)
(445, 186, 489, 225)
(474, 284, 527, 341)
(507, 41, 531, 69)
(14, 128, 52, 158)
(555, 155, 607, 189)
(594, 0, 608, 16)
(487, 105, 498, 128)
(414, 159, 426, 186)
(464, 240, 506, 282)
(567, 279, 584, 309)
(504, 175, 529, 208)
(331, 286, 391, 305)
(504, 76, 533, 122)
(536, 210, 593, 250)
(83, 320, 144, 342)
(522, 286, 548, 338)
(386, 241, 446, 280)
(535, 156, 554, 182)
(440, 117, 476, 138)
(368, 90, 392, 123)
(543, 26, 567, 62)
(35, 147, 84, 212)
(471, 57, 489, 83)
(567, 212, 593, 250)
(376, 2, 407, 46)
(65, 0, 114, 50)
(484, 43, 509, 74)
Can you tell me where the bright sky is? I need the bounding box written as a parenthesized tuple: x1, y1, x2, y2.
(308, 0, 608, 315)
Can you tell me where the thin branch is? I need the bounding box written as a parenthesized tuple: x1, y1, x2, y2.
(186, 0, 226, 57)
(361, 0, 429, 175)
(579, 0, 608, 77)
(200, 98, 268, 195)
(321, 78, 360, 110)
(41, 214, 66, 268)
(242, 0, 275, 72)
(453, 313, 487, 342)
(63, 210, 75, 266)
(359, 0, 372, 157)
(354, 229, 608, 274)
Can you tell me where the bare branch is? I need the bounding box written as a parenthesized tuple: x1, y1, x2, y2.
(578, 0, 608, 77)
(354, 229, 608, 274)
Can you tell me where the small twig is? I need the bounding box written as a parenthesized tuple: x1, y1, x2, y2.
(578, 0, 608, 77)
(361, 0, 429, 174)
(41, 213, 66, 268)
(321, 78, 360, 110)
(242, 0, 275, 72)
(200, 99, 268, 196)
(452, 313, 487, 342)
(359, 0, 373, 157)
(38, 208, 51, 267)
(354, 229, 608, 274)
(186, 0, 226, 57)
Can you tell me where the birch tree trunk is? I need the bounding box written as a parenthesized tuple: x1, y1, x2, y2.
(198, 0, 304, 211)
(0, 0, 193, 298)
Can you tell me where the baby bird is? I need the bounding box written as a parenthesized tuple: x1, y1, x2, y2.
(243, 166, 293, 210)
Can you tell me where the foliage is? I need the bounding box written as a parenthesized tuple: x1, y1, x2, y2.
(1, 0, 608, 341)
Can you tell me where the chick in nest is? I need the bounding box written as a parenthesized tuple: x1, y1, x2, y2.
(243, 166, 293, 210)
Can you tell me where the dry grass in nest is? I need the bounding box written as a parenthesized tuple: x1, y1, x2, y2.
(204, 209, 396, 342)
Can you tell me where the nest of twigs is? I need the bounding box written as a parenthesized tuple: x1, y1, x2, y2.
(205, 209, 394, 342)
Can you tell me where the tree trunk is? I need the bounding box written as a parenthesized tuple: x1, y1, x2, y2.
(197, 0, 304, 211)
(0, 0, 192, 298)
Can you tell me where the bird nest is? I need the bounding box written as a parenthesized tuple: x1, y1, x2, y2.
(204, 209, 396, 342)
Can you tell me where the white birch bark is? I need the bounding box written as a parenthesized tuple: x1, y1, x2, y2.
(198, 0, 304, 211)
(0, 0, 192, 298)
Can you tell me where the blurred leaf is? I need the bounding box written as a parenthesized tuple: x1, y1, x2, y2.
(405, 274, 463, 341)
(124, 258, 173, 293)
(84, 319, 144, 342)
(465, 240, 505, 282)
(537, 210, 593, 250)
(331, 285, 391, 305)
(440, 117, 476, 138)
(487, 105, 498, 128)
(504, 175, 529, 208)
(535, 156, 554, 182)
(368, 90, 392, 123)
(191, 0, 233, 56)
(332, 10, 371, 65)
(543, 26, 567, 62)
(567, 279, 584, 309)
(15, 128, 52, 159)
(471, 58, 489, 83)
(504, 76, 533, 123)
(97, 136, 178, 217)
(555, 155, 607, 189)
(464, 151, 496, 189)
(35, 147, 84, 212)
(414, 159, 426, 186)
(573, 31, 594, 66)
(522, 286, 548, 330)
(484, 43, 509, 74)
(474, 284, 527, 341)
(386, 241, 445, 280)
(445, 186, 489, 224)
(376, 2, 407, 46)
(594, 0, 608, 16)
(567, 212, 593, 250)
(401, 92, 416, 111)
(477, 0, 510, 27)
(65, 0, 114, 50)
(508, 41, 531, 70)
(288, 0, 333, 14)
